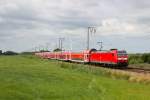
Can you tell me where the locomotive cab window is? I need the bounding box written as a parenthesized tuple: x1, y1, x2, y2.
(117, 51, 127, 56)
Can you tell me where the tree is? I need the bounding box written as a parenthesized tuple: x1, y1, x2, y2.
(53, 48, 62, 52)
(0, 50, 2, 55)
(3, 51, 18, 55)
(142, 53, 150, 63)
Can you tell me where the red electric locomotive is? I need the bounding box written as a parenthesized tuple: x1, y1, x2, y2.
(89, 49, 128, 67)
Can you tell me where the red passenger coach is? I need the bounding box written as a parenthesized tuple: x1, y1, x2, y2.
(71, 52, 84, 62)
(70, 50, 91, 63)
(59, 51, 71, 61)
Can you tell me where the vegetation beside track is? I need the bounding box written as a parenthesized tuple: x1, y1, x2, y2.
(129, 53, 150, 64)
(0, 55, 150, 100)
(128, 53, 150, 69)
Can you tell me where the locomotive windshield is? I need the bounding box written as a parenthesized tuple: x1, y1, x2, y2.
(117, 51, 127, 56)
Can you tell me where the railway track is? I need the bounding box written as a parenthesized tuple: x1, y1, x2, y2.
(87, 63, 150, 74)
(78, 62, 150, 74)
(46, 57, 150, 74)
(123, 67, 150, 74)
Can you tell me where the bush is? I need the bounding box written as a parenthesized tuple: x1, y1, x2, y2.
(142, 53, 150, 64)
(128, 54, 144, 64)
(129, 53, 150, 64)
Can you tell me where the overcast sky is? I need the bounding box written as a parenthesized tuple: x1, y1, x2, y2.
(0, 0, 150, 53)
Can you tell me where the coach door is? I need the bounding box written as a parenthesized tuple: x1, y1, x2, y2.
(84, 53, 89, 62)
(84, 53, 86, 62)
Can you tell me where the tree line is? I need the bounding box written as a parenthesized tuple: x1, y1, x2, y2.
(0, 50, 18, 55)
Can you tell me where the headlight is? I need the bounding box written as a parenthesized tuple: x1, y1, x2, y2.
(118, 58, 127, 60)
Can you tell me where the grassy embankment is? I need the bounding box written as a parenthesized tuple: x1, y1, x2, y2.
(0, 55, 150, 100)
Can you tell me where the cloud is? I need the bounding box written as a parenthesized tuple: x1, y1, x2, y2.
(97, 18, 150, 37)
(0, 0, 149, 52)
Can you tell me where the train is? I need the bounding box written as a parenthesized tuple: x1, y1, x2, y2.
(35, 48, 128, 68)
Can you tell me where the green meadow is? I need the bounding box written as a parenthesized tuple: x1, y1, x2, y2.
(0, 55, 150, 100)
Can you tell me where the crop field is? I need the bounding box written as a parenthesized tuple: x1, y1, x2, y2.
(0, 55, 150, 100)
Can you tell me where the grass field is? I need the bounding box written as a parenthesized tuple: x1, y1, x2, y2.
(0, 55, 150, 100)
